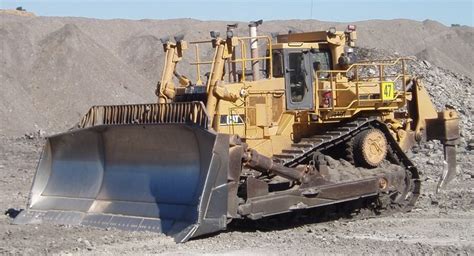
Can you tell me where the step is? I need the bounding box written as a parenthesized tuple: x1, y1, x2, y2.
(291, 143, 313, 148)
(344, 122, 360, 127)
(282, 148, 305, 154)
(301, 138, 324, 143)
(335, 127, 352, 132)
(324, 131, 342, 136)
(311, 135, 333, 140)
(272, 153, 295, 159)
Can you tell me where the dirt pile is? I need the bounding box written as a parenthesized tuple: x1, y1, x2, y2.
(0, 19, 156, 136)
(0, 14, 473, 136)
(30, 23, 153, 128)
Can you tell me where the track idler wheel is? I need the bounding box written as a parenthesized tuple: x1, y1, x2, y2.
(353, 128, 388, 168)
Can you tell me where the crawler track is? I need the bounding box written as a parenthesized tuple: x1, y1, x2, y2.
(272, 117, 420, 211)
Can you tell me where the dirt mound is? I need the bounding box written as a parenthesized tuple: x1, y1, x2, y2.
(29, 24, 153, 129)
(0, 15, 472, 136)
(118, 34, 164, 81)
(352, 19, 473, 78)
(0, 21, 155, 135)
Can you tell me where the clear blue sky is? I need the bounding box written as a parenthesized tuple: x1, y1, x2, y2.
(1, 0, 473, 26)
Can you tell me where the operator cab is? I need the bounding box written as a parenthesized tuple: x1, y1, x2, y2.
(269, 43, 333, 110)
(268, 28, 357, 112)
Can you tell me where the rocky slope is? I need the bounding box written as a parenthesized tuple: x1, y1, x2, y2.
(0, 14, 473, 136)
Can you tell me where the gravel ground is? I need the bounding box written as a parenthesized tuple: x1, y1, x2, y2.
(0, 136, 472, 255)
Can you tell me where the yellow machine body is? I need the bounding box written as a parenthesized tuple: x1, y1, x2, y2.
(14, 24, 459, 243)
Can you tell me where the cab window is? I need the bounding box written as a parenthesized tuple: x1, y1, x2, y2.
(271, 50, 284, 78)
(288, 52, 307, 103)
(310, 49, 332, 79)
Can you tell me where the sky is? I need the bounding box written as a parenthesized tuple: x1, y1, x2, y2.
(1, 0, 473, 26)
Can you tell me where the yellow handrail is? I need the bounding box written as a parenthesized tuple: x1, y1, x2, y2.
(235, 36, 273, 81)
(315, 57, 413, 112)
(172, 35, 274, 86)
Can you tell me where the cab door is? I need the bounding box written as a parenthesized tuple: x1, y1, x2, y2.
(284, 50, 314, 110)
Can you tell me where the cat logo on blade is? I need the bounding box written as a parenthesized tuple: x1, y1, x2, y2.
(220, 114, 245, 126)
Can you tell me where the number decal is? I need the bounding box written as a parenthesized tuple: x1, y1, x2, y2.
(381, 82, 395, 100)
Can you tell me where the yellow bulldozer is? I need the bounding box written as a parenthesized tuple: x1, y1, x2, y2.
(14, 21, 459, 242)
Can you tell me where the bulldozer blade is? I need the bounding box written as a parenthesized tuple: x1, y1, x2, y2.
(13, 124, 230, 243)
(437, 144, 457, 193)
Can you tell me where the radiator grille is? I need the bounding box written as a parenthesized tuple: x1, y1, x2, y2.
(78, 102, 209, 129)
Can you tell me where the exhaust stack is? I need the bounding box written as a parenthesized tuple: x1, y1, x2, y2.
(249, 20, 263, 81)
(227, 24, 238, 82)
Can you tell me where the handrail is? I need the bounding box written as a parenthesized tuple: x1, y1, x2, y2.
(317, 57, 414, 76)
(351, 56, 416, 65)
(189, 39, 214, 44)
(315, 57, 413, 112)
(184, 35, 273, 85)
(186, 39, 219, 89)
(235, 36, 273, 81)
